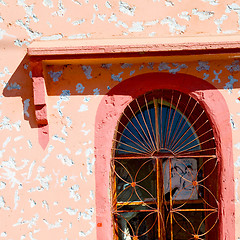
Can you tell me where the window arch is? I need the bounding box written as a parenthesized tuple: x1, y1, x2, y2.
(111, 89, 218, 240)
(95, 72, 234, 240)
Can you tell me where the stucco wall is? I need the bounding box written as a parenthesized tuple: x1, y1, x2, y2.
(0, 1, 240, 239)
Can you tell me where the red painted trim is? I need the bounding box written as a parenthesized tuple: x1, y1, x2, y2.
(32, 76, 49, 149)
(28, 35, 240, 56)
(95, 72, 234, 240)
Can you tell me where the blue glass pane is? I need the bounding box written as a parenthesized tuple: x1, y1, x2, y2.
(116, 103, 200, 155)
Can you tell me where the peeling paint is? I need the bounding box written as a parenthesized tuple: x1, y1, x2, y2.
(226, 3, 240, 29)
(15, 20, 42, 40)
(93, 88, 100, 95)
(0, 181, 6, 189)
(43, 0, 53, 8)
(69, 184, 81, 201)
(224, 75, 238, 93)
(72, 18, 85, 25)
(13, 214, 39, 228)
(23, 99, 30, 118)
(52, 0, 66, 17)
(212, 70, 222, 83)
(129, 21, 144, 32)
(161, 17, 186, 34)
(226, 60, 240, 72)
(43, 218, 63, 229)
(41, 33, 63, 40)
(57, 154, 74, 166)
(97, 14, 106, 21)
(192, 8, 214, 21)
(111, 72, 124, 82)
(178, 11, 191, 21)
(82, 65, 92, 79)
(196, 61, 210, 71)
(230, 114, 237, 130)
(119, 1, 136, 16)
(48, 70, 63, 82)
(76, 83, 85, 94)
(79, 104, 88, 112)
(79, 221, 95, 237)
(201, 0, 218, 5)
(65, 207, 78, 215)
(214, 15, 228, 33)
(165, 0, 174, 7)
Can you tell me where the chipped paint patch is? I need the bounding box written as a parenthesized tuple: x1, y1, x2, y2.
(129, 21, 144, 32)
(79, 221, 95, 237)
(196, 61, 210, 71)
(212, 70, 222, 83)
(69, 184, 81, 201)
(79, 104, 88, 112)
(161, 17, 186, 34)
(65, 207, 78, 215)
(224, 75, 238, 94)
(57, 154, 74, 166)
(178, 11, 191, 21)
(192, 8, 214, 20)
(82, 65, 92, 79)
(23, 99, 30, 118)
(214, 14, 228, 33)
(111, 72, 124, 82)
(72, 18, 85, 25)
(48, 70, 63, 82)
(43, 0, 53, 8)
(201, 0, 218, 5)
(119, 1, 136, 16)
(68, 33, 90, 39)
(41, 33, 63, 40)
(7, 82, 21, 90)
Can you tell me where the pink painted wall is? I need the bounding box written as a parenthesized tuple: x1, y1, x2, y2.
(0, 1, 240, 239)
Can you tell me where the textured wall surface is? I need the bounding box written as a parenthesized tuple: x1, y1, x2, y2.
(0, 0, 240, 239)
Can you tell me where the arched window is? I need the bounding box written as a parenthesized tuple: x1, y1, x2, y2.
(111, 89, 218, 240)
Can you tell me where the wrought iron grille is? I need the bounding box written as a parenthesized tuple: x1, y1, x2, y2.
(111, 90, 218, 240)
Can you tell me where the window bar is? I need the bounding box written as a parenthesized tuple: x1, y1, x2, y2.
(169, 100, 198, 149)
(128, 103, 155, 152)
(164, 91, 174, 148)
(160, 95, 163, 149)
(166, 93, 182, 149)
(144, 94, 157, 146)
(171, 110, 205, 151)
(156, 157, 165, 240)
(122, 111, 153, 151)
(154, 98, 160, 151)
(171, 119, 210, 153)
(169, 158, 174, 240)
(136, 98, 156, 151)
(168, 96, 192, 148)
(115, 128, 152, 153)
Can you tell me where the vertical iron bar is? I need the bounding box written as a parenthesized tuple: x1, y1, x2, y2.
(156, 157, 165, 240)
(169, 158, 173, 240)
(164, 91, 174, 148)
(154, 98, 160, 152)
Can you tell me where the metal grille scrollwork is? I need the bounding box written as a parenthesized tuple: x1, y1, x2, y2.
(111, 90, 218, 240)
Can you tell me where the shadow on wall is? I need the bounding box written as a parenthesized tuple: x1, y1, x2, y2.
(3, 57, 240, 131)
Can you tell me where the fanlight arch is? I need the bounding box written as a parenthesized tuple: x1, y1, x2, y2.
(111, 89, 218, 240)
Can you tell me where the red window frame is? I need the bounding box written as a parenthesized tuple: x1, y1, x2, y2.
(95, 72, 235, 240)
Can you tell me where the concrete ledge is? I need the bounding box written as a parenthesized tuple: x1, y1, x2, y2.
(28, 35, 240, 56)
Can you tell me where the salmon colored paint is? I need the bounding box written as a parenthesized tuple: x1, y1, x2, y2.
(0, 0, 240, 239)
